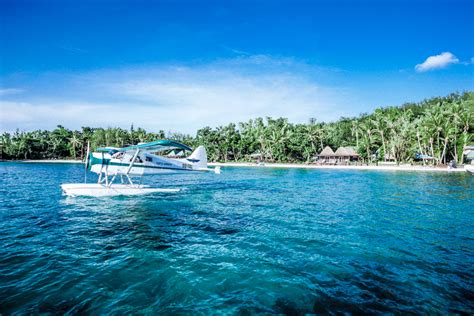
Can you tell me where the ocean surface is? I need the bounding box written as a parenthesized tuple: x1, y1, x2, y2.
(0, 162, 473, 314)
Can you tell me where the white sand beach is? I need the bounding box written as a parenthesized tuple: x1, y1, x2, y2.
(209, 162, 467, 173)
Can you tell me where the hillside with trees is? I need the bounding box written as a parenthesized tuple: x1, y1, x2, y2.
(1, 91, 473, 165)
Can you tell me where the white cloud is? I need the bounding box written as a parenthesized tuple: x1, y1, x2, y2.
(415, 52, 459, 72)
(0, 88, 24, 96)
(0, 56, 357, 134)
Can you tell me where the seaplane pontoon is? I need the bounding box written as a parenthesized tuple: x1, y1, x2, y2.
(61, 140, 220, 197)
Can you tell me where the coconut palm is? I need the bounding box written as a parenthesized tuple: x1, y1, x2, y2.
(69, 131, 81, 159)
(371, 109, 388, 161)
(357, 121, 373, 163)
(351, 120, 362, 149)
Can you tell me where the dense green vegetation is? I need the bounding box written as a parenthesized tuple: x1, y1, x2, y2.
(1, 92, 473, 165)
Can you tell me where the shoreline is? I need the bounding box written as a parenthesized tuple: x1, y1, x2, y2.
(2, 159, 467, 173)
(11, 159, 83, 164)
(209, 162, 467, 173)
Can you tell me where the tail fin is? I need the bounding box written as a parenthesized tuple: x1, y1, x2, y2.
(187, 145, 208, 169)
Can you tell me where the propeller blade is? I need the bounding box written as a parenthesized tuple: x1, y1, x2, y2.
(84, 141, 90, 183)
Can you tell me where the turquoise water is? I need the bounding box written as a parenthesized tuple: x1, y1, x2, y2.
(0, 163, 473, 314)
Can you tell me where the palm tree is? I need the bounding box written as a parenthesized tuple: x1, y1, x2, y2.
(69, 131, 81, 159)
(450, 98, 473, 163)
(389, 112, 415, 164)
(254, 118, 268, 160)
(423, 106, 444, 164)
(268, 122, 291, 161)
(414, 118, 429, 165)
(1, 133, 14, 159)
(371, 109, 388, 161)
(359, 121, 374, 163)
(351, 120, 361, 149)
(439, 118, 457, 165)
(135, 128, 147, 143)
(307, 123, 320, 157)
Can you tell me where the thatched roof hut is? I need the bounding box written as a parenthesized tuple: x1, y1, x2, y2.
(335, 146, 359, 157)
(318, 146, 335, 157)
(345, 147, 358, 157)
(335, 147, 348, 156)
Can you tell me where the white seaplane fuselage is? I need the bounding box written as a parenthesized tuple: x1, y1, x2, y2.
(90, 150, 208, 176)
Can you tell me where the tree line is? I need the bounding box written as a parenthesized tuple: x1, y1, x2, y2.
(1, 91, 473, 165)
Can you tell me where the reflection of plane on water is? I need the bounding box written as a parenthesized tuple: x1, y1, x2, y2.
(61, 140, 220, 197)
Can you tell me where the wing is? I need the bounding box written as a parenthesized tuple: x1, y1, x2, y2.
(95, 146, 121, 153)
(117, 140, 192, 153)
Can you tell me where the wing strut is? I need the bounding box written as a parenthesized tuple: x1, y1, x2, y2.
(127, 149, 140, 175)
(106, 148, 140, 188)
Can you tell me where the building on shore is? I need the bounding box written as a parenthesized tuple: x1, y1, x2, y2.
(334, 147, 359, 163)
(316, 146, 336, 164)
(315, 146, 359, 164)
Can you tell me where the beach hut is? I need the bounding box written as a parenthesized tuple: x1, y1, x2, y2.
(345, 147, 359, 158)
(317, 146, 336, 164)
(335, 146, 359, 164)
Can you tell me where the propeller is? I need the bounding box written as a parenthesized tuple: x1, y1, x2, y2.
(84, 141, 90, 183)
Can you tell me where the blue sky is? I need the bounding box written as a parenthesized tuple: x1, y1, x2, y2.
(1, 0, 473, 134)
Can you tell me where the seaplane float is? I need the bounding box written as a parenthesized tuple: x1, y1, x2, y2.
(61, 140, 220, 197)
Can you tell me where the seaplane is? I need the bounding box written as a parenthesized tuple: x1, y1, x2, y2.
(61, 140, 220, 197)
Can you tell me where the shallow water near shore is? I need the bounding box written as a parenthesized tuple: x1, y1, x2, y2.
(1, 162, 473, 314)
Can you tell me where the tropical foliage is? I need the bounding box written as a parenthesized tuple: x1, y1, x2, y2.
(1, 92, 473, 165)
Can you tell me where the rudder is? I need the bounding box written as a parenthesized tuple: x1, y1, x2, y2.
(187, 145, 208, 169)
